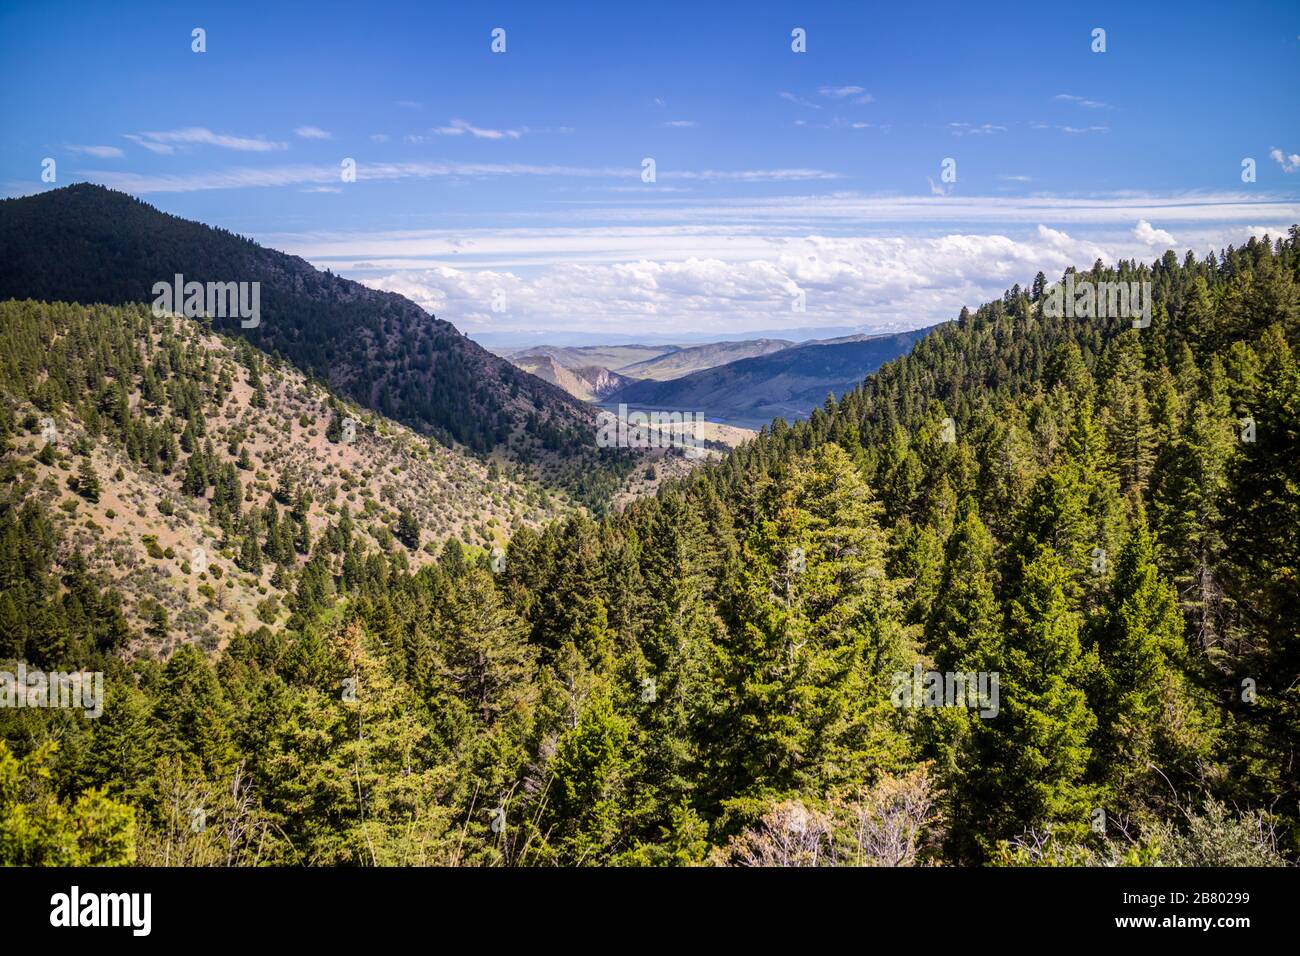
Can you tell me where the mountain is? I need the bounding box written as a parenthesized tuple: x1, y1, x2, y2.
(605, 329, 931, 427)
(0, 185, 634, 507)
(0, 299, 577, 653)
(495, 343, 677, 373)
(678, 234, 1300, 863)
(5, 231, 1299, 869)
(496, 339, 799, 384)
(506, 353, 637, 401)
(615, 338, 795, 381)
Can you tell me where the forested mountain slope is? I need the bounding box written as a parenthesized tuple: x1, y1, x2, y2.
(683, 233, 1300, 861)
(0, 300, 575, 655)
(0, 185, 634, 508)
(2, 232, 1296, 868)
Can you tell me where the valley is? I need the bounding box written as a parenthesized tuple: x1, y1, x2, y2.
(495, 331, 930, 435)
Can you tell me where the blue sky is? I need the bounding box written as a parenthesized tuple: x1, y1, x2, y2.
(3, 0, 1299, 344)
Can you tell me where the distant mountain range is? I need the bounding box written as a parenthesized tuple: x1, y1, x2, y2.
(494, 339, 795, 381)
(498, 331, 933, 429)
(616, 339, 795, 380)
(604, 331, 934, 428)
(472, 324, 919, 348)
(506, 353, 638, 401)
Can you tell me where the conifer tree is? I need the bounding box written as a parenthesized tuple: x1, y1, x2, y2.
(710, 444, 909, 815)
(959, 545, 1097, 860)
(928, 500, 1001, 674)
(75, 456, 101, 502)
(153, 643, 237, 778)
(1087, 517, 1202, 799)
(437, 569, 537, 727)
(395, 507, 420, 550)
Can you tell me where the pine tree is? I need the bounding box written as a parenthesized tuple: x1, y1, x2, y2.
(1151, 390, 1235, 649)
(395, 507, 420, 550)
(1220, 350, 1300, 822)
(1087, 517, 1202, 799)
(959, 545, 1097, 860)
(0, 741, 136, 865)
(153, 643, 237, 777)
(145, 600, 170, 640)
(924, 499, 1004, 860)
(1101, 333, 1157, 499)
(437, 569, 537, 727)
(536, 692, 636, 865)
(84, 683, 157, 801)
(75, 456, 101, 502)
(928, 500, 1001, 674)
(710, 444, 909, 814)
(250, 622, 451, 865)
(325, 411, 344, 443)
(238, 527, 263, 574)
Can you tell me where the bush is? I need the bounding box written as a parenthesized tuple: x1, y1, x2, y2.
(1149, 800, 1285, 867)
(142, 535, 165, 560)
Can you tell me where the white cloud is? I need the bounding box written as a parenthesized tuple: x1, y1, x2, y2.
(352, 229, 1127, 337)
(663, 120, 699, 128)
(1029, 121, 1110, 134)
(432, 118, 522, 140)
(86, 159, 838, 194)
(370, 133, 390, 143)
(294, 126, 332, 139)
(1035, 224, 1077, 249)
(1133, 219, 1176, 246)
(125, 127, 287, 153)
(671, 168, 836, 182)
(779, 91, 822, 110)
(818, 85, 873, 103)
(795, 117, 886, 132)
(950, 122, 1007, 136)
(1270, 147, 1300, 173)
(359, 220, 1236, 338)
(1055, 93, 1112, 109)
(67, 145, 124, 158)
(270, 200, 1295, 272)
(251, 197, 1294, 336)
(125, 136, 176, 155)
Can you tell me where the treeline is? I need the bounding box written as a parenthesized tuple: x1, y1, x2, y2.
(1, 232, 1297, 866)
